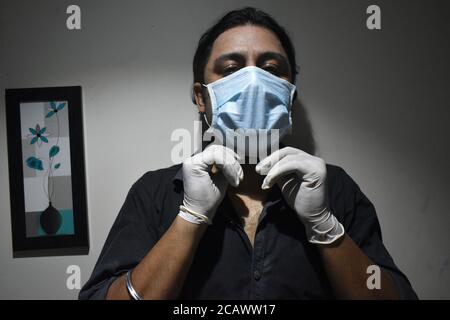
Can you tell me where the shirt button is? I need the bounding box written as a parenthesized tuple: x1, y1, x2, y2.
(253, 270, 261, 281)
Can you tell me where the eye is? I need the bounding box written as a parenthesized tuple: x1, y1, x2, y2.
(262, 64, 280, 75)
(223, 64, 239, 76)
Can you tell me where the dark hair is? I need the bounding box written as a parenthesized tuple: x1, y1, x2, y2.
(192, 7, 299, 100)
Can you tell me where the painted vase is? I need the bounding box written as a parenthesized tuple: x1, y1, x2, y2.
(40, 202, 62, 235)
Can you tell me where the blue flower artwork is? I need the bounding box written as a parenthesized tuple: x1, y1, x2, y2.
(6, 86, 87, 257)
(26, 156, 44, 171)
(45, 101, 65, 118)
(27, 124, 50, 147)
(23, 101, 69, 236)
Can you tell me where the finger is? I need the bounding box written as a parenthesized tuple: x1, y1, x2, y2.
(209, 170, 228, 192)
(261, 154, 315, 189)
(203, 145, 243, 187)
(202, 144, 242, 164)
(276, 173, 299, 206)
(261, 155, 298, 189)
(256, 147, 303, 175)
(216, 147, 244, 187)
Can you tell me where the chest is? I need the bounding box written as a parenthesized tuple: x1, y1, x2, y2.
(180, 208, 332, 299)
(232, 198, 264, 247)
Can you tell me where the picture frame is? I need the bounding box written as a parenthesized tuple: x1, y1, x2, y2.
(5, 86, 89, 258)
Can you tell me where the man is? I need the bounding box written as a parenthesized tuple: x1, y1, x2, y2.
(79, 7, 417, 300)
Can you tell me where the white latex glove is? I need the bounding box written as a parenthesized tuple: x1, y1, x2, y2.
(179, 145, 243, 225)
(255, 147, 344, 244)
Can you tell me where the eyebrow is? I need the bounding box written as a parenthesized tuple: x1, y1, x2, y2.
(213, 52, 247, 70)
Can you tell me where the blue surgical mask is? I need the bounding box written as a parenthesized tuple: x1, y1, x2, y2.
(202, 66, 296, 157)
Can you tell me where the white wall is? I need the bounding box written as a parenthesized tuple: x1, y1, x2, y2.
(0, 0, 449, 299)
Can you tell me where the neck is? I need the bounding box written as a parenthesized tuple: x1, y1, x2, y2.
(227, 163, 269, 201)
(226, 163, 270, 224)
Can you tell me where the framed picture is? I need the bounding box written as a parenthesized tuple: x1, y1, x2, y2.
(5, 86, 89, 257)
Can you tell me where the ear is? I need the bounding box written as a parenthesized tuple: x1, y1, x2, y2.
(192, 82, 206, 113)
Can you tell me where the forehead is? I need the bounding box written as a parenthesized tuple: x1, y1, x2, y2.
(209, 25, 287, 60)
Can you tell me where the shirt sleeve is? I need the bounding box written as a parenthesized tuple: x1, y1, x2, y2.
(334, 166, 418, 300)
(78, 175, 160, 300)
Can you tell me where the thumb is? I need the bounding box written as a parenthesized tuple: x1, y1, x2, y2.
(277, 173, 299, 208)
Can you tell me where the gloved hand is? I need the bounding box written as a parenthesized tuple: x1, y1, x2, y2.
(179, 144, 243, 225)
(255, 147, 344, 244)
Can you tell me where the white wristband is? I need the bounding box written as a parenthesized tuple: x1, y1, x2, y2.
(178, 205, 212, 225)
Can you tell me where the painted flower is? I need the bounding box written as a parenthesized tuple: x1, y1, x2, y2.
(26, 156, 44, 171)
(27, 124, 50, 146)
(45, 101, 65, 118)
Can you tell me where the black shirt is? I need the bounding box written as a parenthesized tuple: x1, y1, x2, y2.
(79, 163, 417, 299)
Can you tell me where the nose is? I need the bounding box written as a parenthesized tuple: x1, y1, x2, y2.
(244, 53, 257, 68)
(247, 66, 259, 84)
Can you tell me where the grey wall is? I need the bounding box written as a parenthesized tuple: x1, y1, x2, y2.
(0, 0, 449, 299)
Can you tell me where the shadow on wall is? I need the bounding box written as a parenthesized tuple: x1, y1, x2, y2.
(283, 97, 316, 155)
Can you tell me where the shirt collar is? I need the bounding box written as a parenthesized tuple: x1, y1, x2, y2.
(173, 166, 183, 183)
(220, 185, 285, 226)
(172, 163, 287, 225)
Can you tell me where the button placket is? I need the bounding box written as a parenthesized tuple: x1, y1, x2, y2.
(250, 227, 266, 299)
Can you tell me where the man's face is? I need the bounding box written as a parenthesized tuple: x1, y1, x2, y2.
(194, 25, 293, 123)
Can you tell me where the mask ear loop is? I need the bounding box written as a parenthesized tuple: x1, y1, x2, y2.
(200, 83, 212, 128)
(286, 88, 297, 135)
(203, 113, 212, 128)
